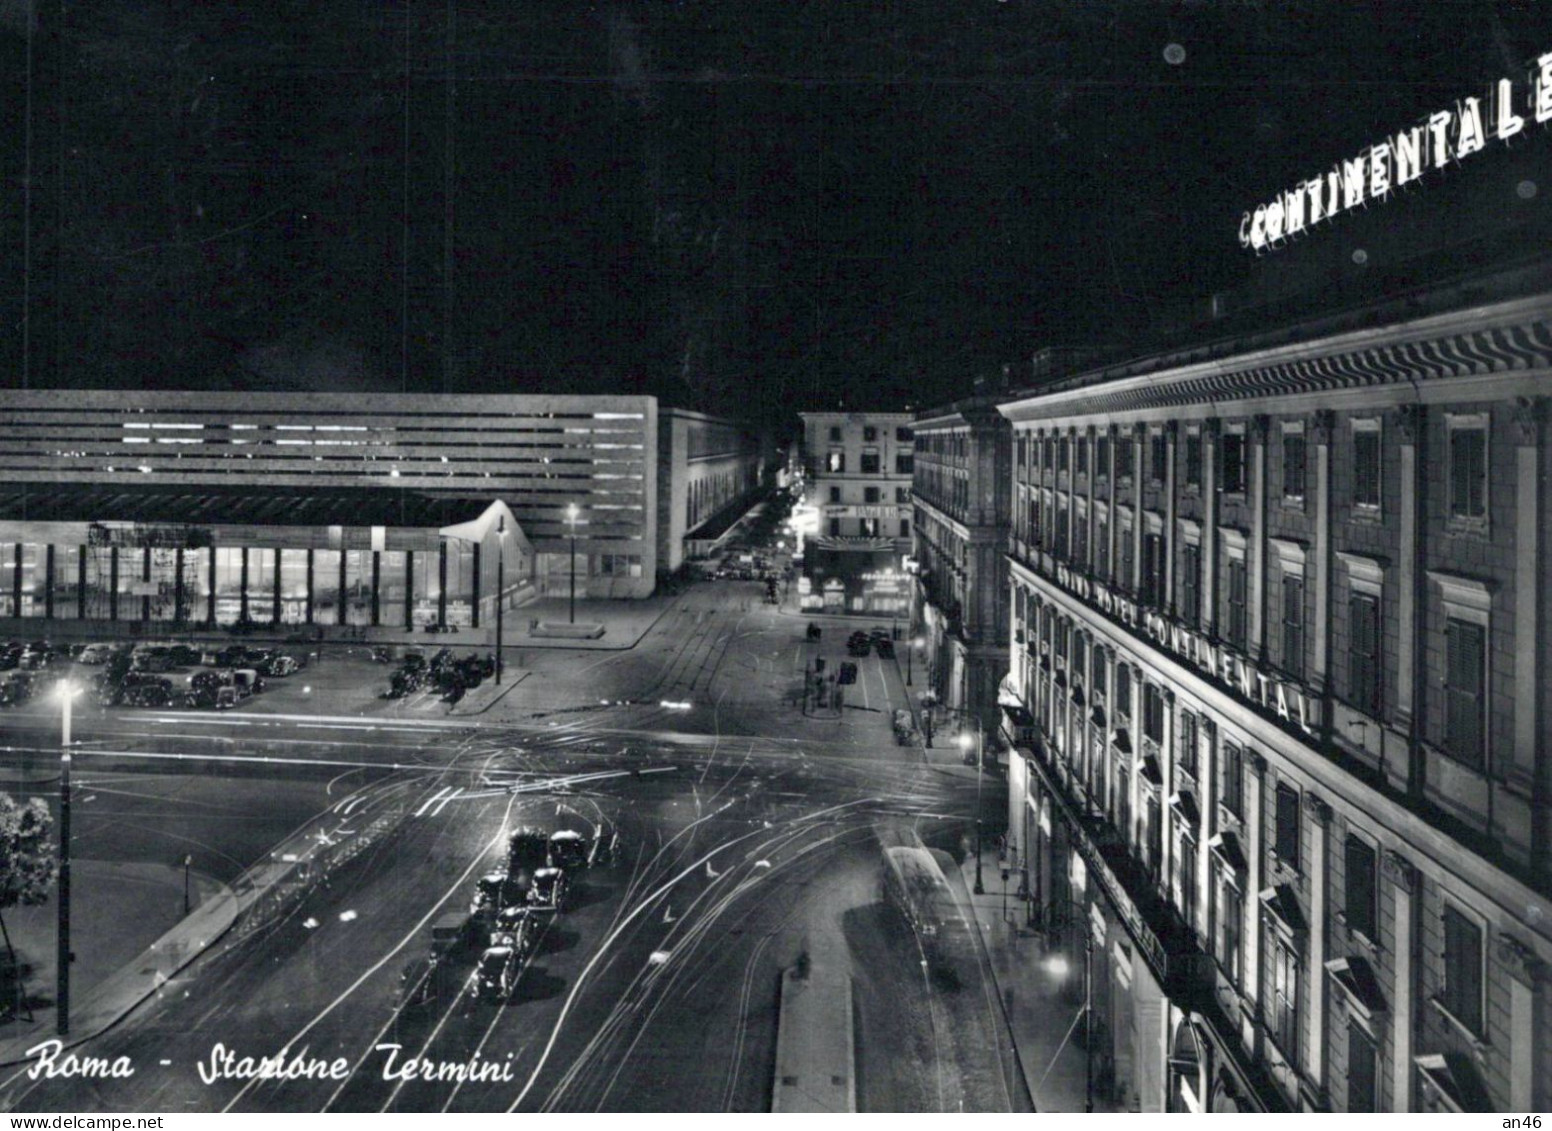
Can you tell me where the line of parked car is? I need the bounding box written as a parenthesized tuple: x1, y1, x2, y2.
(0, 639, 309, 710)
(382, 646, 496, 703)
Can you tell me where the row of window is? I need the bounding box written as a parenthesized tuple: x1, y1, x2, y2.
(828, 485, 912, 505)
(824, 450, 914, 475)
(1016, 417, 1488, 521)
(1025, 627, 1490, 1106)
(1020, 499, 1486, 770)
(826, 425, 913, 444)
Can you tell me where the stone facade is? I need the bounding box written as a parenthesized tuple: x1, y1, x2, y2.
(999, 292, 1552, 1112)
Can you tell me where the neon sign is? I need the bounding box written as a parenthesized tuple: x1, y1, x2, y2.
(1239, 51, 1552, 252)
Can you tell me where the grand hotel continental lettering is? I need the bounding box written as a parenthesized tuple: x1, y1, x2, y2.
(1239, 49, 1552, 252)
(1052, 562, 1322, 736)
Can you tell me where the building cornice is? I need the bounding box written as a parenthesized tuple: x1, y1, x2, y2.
(997, 294, 1552, 425)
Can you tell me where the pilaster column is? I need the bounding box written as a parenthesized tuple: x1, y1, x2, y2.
(1250, 414, 1270, 663)
(1202, 419, 1220, 637)
(1085, 425, 1099, 576)
(1165, 420, 1178, 616)
(1311, 411, 1334, 700)
(1129, 664, 1145, 851)
(1107, 425, 1121, 586)
(1067, 426, 1079, 565)
(1498, 933, 1544, 1112)
(1132, 423, 1146, 596)
(1245, 752, 1268, 1016)
(1383, 849, 1420, 1112)
(1160, 687, 1176, 897)
(1306, 792, 1332, 1095)
(1197, 718, 1216, 939)
(1512, 399, 1543, 879)
(1396, 405, 1423, 733)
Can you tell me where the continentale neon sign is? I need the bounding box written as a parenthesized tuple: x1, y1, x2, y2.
(1239, 51, 1552, 252)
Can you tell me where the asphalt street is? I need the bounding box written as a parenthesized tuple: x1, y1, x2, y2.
(0, 580, 1019, 1112)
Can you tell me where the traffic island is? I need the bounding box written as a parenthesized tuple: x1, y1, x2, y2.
(772, 960, 856, 1113)
(528, 621, 606, 640)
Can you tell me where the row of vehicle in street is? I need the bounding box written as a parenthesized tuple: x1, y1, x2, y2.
(400, 826, 600, 1011)
(0, 638, 310, 710)
(383, 647, 496, 702)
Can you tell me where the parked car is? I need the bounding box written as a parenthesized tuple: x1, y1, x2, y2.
(186, 682, 239, 710)
(231, 668, 266, 697)
(838, 661, 858, 685)
(130, 646, 176, 673)
(0, 672, 36, 707)
(846, 632, 872, 657)
(111, 673, 174, 708)
(547, 829, 593, 871)
(165, 644, 204, 667)
(258, 653, 300, 677)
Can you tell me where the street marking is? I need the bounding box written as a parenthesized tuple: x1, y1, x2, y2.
(413, 786, 455, 817)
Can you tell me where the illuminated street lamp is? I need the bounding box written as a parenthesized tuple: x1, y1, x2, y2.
(566, 502, 580, 624)
(55, 681, 80, 1035)
(957, 719, 985, 895)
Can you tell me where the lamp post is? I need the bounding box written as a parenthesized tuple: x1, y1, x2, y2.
(183, 854, 193, 915)
(1042, 906, 1096, 1113)
(565, 502, 580, 624)
(56, 682, 79, 1036)
(495, 514, 507, 684)
(958, 718, 985, 895)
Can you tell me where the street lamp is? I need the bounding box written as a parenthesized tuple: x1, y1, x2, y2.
(495, 514, 508, 684)
(565, 502, 580, 624)
(183, 854, 193, 915)
(1042, 904, 1096, 1113)
(55, 681, 79, 1036)
(958, 719, 985, 895)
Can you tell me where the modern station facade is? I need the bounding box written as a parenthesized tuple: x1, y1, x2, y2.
(0, 390, 761, 634)
(998, 286, 1552, 1113)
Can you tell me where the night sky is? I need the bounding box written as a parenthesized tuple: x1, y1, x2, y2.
(5, 1, 1552, 427)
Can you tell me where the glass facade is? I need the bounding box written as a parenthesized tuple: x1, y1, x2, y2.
(0, 535, 510, 631)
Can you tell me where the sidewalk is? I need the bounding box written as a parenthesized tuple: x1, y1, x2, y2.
(0, 861, 233, 1066)
(949, 845, 1121, 1114)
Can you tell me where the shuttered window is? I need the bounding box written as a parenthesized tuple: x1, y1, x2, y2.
(1344, 835, 1377, 939)
(1444, 618, 1485, 770)
(1353, 430, 1380, 508)
(1281, 575, 1304, 679)
(1221, 433, 1246, 493)
(1347, 1019, 1377, 1112)
(1442, 904, 1484, 1035)
(1180, 543, 1201, 625)
(1348, 595, 1381, 714)
(1448, 427, 1486, 518)
(1283, 433, 1307, 499)
(1275, 783, 1300, 869)
(1227, 560, 1248, 650)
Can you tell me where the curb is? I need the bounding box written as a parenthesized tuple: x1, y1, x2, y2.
(0, 874, 239, 1069)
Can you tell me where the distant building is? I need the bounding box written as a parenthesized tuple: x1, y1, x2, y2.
(0, 390, 761, 635)
(797, 411, 914, 615)
(997, 281, 1552, 1114)
(656, 408, 764, 576)
(908, 397, 1011, 740)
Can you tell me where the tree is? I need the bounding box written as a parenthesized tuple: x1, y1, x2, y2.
(0, 794, 59, 1021)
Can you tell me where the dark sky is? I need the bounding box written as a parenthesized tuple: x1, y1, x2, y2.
(5, 1, 1552, 426)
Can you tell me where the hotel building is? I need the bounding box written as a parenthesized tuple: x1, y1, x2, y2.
(999, 286, 1552, 1113)
(909, 396, 1011, 738)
